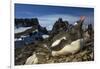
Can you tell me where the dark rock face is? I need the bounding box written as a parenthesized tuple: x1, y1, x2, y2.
(15, 18, 49, 49)
(15, 18, 48, 38)
(38, 25, 48, 34)
(15, 18, 39, 27)
(50, 18, 69, 39)
(87, 24, 94, 38)
(52, 18, 69, 33)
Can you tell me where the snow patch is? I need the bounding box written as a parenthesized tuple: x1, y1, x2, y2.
(42, 35, 49, 39)
(15, 27, 32, 34)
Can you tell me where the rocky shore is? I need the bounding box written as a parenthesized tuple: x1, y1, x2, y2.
(15, 38, 94, 65)
(15, 17, 94, 65)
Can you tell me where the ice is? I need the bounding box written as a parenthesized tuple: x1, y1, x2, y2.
(14, 27, 32, 34)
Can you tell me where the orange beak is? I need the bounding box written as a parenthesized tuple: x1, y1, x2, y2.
(80, 16, 85, 21)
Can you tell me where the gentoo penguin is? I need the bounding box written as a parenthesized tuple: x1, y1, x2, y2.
(51, 31, 71, 47)
(51, 36, 66, 47)
(25, 52, 46, 64)
(73, 16, 85, 39)
(51, 39, 71, 51)
(51, 39, 85, 56)
(25, 52, 38, 64)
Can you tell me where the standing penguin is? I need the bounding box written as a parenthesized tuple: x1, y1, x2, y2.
(74, 16, 85, 39)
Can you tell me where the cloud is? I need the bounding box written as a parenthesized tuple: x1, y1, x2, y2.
(37, 14, 93, 30)
(37, 14, 78, 30)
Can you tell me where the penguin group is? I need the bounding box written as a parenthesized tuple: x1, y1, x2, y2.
(25, 16, 94, 64)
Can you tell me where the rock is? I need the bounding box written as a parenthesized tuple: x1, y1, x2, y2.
(50, 18, 69, 38)
(38, 25, 48, 34)
(82, 55, 88, 60)
(15, 18, 49, 40)
(80, 50, 88, 56)
(15, 17, 94, 65)
(66, 58, 71, 62)
(77, 58, 82, 61)
(15, 18, 39, 27)
(72, 58, 78, 62)
(90, 52, 94, 60)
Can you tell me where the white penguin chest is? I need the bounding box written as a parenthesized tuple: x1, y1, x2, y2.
(51, 40, 61, 47)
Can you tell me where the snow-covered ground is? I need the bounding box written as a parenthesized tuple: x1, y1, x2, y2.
(15, 38, 25, 48)
(15, 35, 35, 48)
(14, 28, 49, 48)
(42, 35, 49, 39)
(14, 27, 32, 34)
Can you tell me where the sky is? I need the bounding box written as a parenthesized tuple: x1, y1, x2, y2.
(15, 4, 94, 30)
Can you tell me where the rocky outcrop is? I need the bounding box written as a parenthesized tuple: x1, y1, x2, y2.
(15, 17, 94, 65)
(50, 18, 69, 39)
(15, 18, 39, 27)
(15, 18, 48, 39)
(38, 25, 48, 34)
(15, 33, 94, 65)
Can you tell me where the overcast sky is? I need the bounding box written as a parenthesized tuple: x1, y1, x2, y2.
(15, 4, 94, 30)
